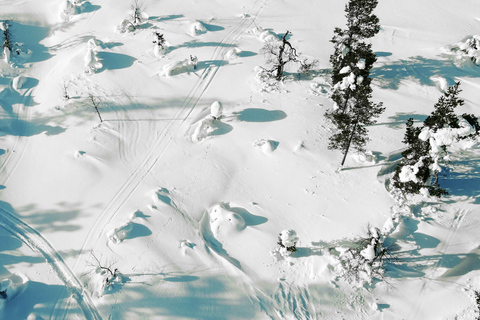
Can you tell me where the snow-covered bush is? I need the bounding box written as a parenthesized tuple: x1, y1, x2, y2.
(86, 254, 125, 297)
(190, 21, 207, 36)
(84, 39, 102, 74)
(61, 0, 93, 21)
(116, 0, 148, 33)
(270, 229, 299, 260)
(392, 82, 480, 197)
(447, 35, 480, 66)
(330, 226, 389, 287)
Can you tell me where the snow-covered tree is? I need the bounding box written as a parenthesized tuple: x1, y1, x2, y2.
(331, 226, 389, 286)
(325, 0, 384, 167)
(270, 229, 299, 260)
(392, 82, 480, 197)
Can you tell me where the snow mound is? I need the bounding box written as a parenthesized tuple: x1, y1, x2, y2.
(61, 0, 94, 21)
(224, 48, 241, 60)
(191, 116, 215, 142)
(162, 58, 196, 76)
(190, 21, 207, 36)
(0, 273, 28, 305)
(210, 101, 223, 118)
(12, 76, 26, 90)
(352, 150, 376, 165)
(253, 139, 278, 154)
(106, 221, 133, 244)
(209, 203, 246, 238)
(84, 39, 102, 74)
(248, 26, 278, 42)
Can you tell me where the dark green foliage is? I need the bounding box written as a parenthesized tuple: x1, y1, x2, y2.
(325, 0, 384, 166)
(392, 82, 479, 197)
(424, 82, 464, 130)
(2, 21, 11, 51)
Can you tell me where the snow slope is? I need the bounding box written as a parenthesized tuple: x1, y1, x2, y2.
(1, 0, 480, 319)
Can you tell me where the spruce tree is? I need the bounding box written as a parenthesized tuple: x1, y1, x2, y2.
(325, 0, 384, 167)
(392, 82, 480, 197)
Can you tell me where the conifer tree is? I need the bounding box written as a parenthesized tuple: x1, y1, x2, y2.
(392, 82, 480, 197)
(325, 0, 384, 167)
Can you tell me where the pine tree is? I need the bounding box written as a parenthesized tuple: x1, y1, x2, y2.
(325, 0, 384, 167)
(392, 82, 480, 197)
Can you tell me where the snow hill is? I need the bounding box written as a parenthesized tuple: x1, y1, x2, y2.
(1, 0, 480, 319)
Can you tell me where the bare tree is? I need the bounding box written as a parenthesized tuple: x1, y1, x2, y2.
(262, 31, 298, 81)
(61, 80, 70, 100)
(86, 94, 103, 123)
(131, 0, 146, 26)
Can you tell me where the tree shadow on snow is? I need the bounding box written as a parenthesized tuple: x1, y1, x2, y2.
(233, 108, 287, 122)
(0, 118, 65, 137)
(372, 55, 480, 90)
(97, 52, 136, 71)
(149, 14, 184, 22)
(7, 21, 52, 64)
(372, 112, 427, 130)
(169, 40, 236, 52)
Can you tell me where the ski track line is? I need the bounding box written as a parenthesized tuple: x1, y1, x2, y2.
(0, 206, 102, 320)
(409, 208, 468, 319)
(72, 0, 265, 273)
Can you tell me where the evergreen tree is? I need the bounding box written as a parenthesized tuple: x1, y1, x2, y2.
(392, 82, 480, 197)
(325, 0, 384, 167)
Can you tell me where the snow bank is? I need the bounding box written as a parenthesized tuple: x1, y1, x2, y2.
(209, 203, 246, 238)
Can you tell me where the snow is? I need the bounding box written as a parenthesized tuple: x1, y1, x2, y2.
(1, 0, 480, 319)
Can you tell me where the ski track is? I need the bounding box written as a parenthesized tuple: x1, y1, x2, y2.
(0, 206, 101, 320)
(72, 0, 265, 279)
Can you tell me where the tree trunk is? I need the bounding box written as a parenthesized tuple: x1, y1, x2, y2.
(340, 112, 360, 166)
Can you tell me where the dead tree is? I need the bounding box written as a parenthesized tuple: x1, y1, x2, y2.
(131, 0, 145, 26)
(87, 94, 103, 123)
(262, 31, 298, 81)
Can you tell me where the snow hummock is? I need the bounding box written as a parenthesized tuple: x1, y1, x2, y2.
(209, 203, 246, 238)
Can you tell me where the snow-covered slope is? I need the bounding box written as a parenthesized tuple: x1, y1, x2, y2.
(1, 0, 480, 319)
